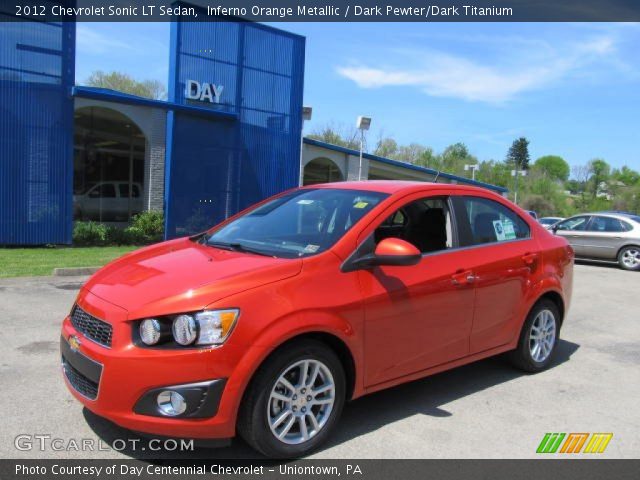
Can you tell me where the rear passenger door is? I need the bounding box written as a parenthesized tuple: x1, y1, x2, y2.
(360, 194, 475, 387)
(581, 215, 630, 260)
(451, 195, 539, 354)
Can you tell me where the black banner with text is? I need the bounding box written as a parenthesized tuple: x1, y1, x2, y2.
(2, 0, 640, 22)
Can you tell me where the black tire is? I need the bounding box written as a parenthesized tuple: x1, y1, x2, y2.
(237, 339, 346, 458)
(617, 246, 640, 271)
(508, 299, 560, 373)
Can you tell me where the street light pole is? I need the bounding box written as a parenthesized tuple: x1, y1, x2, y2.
(464, 164, 479, 181)
(299, 106, 312, 186)
(356, 116, 371, 181)
(358, 129, 364, 180)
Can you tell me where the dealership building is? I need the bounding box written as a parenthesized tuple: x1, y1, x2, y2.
(0, 5, 506, 245)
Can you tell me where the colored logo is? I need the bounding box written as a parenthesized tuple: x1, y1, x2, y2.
(68, 335, 82, 353)
(537, 433, 613, 454)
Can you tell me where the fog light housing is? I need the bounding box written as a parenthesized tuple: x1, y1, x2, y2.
(157, 390, 187, 416)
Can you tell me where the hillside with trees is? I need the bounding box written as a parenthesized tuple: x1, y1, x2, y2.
(307, 125, 640, 216)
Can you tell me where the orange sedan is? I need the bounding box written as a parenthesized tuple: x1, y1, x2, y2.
(60, 181, 573, 457)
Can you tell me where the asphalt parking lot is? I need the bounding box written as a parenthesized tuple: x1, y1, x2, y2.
(1, 263, 638, 459)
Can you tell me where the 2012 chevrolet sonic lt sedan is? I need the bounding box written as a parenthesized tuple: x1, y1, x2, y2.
(61, 181, 574, 457)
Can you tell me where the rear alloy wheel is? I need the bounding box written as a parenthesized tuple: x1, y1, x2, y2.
(238, 340, 345, 458)
(618, 246, 640, 271)
(509, 299, 560, 372)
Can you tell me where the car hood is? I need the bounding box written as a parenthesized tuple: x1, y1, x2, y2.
(81, 238, 302, 320)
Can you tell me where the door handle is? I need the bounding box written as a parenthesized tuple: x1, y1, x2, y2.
(522, 252, 539, 267)
(452, 270, 476, 286)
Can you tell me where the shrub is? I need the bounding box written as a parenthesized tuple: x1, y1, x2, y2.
(105, 226, 132, 245)
(73, 211, 164, 246)
(73, 222, 108, 246)
(128, 210, 164, 244)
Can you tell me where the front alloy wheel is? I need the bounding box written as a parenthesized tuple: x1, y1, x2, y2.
(268, 359, 336, 444)
(238, 340, 345, 458)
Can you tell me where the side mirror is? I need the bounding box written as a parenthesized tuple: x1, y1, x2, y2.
(347, 237, 421, 271)
(552, 225, 559, 233)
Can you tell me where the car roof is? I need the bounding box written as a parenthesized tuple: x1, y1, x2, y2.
(304, 180, 499, 196)
(579, 212, 640, 223)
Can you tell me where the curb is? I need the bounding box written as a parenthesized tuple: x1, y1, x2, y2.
(53, 267, 100, 277)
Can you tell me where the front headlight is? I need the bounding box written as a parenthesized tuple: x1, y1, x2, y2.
(172, 314, 197, 346)
(139, 318, 162, 345)
(137, 309, 239, 347)
(194, 309, 239, 345)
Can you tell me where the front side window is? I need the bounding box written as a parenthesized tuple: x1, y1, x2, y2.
(454, 196, 530, 247)
(556, 216, 590, 231)
(202, 189, 388, 258)
(540, 218, 560, 226)
(90, 183, 116, 198)
(373, 197, 453, 254)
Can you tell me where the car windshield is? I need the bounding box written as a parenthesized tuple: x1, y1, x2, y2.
(540, 218, 558, 225)
(202, 189, 388, 258)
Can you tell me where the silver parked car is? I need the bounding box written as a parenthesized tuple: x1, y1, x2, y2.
(539, 216, 564, 230)
(552, 212, 640, 271)
(74, 181, 143, 221)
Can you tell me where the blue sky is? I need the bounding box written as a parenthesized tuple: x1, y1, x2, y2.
(76, 22, 640, 171)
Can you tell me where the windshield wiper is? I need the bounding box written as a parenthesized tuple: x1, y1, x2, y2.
(206, 241, 274, 257)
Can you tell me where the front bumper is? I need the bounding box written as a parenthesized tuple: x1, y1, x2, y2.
(59, 292, 265, 439)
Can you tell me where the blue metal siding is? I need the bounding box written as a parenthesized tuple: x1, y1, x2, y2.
(0, 16, 75, 244)
(165, 20, 305, 238)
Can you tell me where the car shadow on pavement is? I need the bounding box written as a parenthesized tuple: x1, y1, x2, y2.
(83, 339, 579, 460)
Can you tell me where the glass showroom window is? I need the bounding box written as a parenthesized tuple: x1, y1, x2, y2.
(73, 107, 146, 224)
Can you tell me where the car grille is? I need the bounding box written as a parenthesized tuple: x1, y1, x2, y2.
(62, 357, 99, 400)
(70, 305, 113, 347)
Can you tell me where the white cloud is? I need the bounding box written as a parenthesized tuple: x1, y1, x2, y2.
(76, 25, 134, 54)
(336, 32, 626, 104)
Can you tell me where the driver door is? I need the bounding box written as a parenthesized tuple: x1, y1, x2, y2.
(358, 194, 474, 387)
(553, 215, 592, 257)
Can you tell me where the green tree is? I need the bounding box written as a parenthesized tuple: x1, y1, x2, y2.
(506, 137, 531, 203)
(534, 155, 570, 181)
(611, 166, 640, 186)
(414, 148, 438, 169)
(440, 142, 476, 176)
(588, 158, 611, 199)
(307, 123, 360, 150)
(506, 137, 531, 170)
(394, 143, 427, 164)
(373, 137, 398, 158)
(521, 195, 554, 217)
(85, 71, 166, 100)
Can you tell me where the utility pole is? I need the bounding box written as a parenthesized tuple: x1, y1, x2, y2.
(511, 168, 527, 204)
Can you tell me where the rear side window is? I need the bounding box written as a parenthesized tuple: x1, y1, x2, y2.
(587, 216, 631, 233)
(453, 196, 530, 247)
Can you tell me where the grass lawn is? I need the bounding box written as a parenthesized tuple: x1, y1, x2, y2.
(0, 246, 138, 278)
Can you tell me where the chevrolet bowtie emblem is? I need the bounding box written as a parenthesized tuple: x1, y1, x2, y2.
(69, 335, 81, 353)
